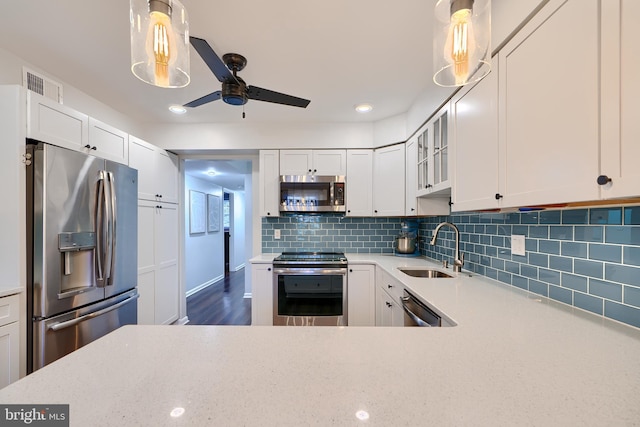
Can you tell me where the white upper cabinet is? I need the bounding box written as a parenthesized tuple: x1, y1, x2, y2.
(259, 150, 280, 217)
(88, 118, 128, 164)
(345, 150, 373, 217)
(416, 104, 451, 198)
(599, 0, 640, 199)
(497, 0, 600, 207)
(280, 149, 346, 176)
(128, 136, 179, 204)
(373, 144, 405, 217)
(27, 91, 88, 151)
(451, 61, 499, 212)
(407, 137, 450, 216)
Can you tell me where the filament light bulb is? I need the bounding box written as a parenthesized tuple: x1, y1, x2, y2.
(449, 7, 472, 85)
(148, 3, 173, 87)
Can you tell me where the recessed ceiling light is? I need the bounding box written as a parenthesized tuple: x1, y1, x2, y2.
(169, 105, 187, 114)
(355, 103, 373, 113)
(207, 170, 216, 176)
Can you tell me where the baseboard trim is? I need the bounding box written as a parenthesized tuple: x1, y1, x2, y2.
(186, 274, 225, 298)
(243, 292, 252, 299)
(175, 316, 189, 325)
(232, 263, 246, 272)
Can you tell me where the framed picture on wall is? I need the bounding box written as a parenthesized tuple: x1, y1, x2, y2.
(207, 194, 220, 233)
(189, 190, 206, 234)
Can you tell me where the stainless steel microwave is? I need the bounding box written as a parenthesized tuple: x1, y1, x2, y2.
(280, 175, 345, 212)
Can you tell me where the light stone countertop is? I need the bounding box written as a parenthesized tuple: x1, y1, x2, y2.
(1, 254, 639, 426)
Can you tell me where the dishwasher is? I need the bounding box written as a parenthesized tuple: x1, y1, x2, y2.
(401, 290, 441, 327)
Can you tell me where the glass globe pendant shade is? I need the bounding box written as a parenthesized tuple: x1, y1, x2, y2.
(130, 0, 190, 88)
(433, 0, 491, 87)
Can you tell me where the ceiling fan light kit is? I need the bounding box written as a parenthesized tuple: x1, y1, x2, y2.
(130, 0, 191, 88)
(184, 37, 310, 112)
(433, 0, 491, 87)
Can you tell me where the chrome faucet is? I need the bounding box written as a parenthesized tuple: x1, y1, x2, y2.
(429, 222, 464, 272)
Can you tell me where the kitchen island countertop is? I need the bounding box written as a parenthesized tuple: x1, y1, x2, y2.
(1, 254, 639, 426)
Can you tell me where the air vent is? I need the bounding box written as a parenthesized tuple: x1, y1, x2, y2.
(22, 68, 63, 103)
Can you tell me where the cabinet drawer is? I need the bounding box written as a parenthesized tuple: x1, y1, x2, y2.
(0, 294, 19, 327)
(376, 269, 404, 301)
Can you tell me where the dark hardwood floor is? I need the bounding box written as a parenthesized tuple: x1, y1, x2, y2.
(186, 269, 252, 325)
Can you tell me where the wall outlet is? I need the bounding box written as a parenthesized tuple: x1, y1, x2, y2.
(274, 229, 281, 240)
(511, 234, 526, 256)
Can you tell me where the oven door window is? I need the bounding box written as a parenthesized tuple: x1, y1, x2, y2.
(277, 275, 343, 316)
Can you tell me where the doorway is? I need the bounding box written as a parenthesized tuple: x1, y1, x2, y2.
(182, 158, 254, 325)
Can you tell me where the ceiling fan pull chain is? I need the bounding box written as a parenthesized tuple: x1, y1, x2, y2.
(242, 105, 246, 119)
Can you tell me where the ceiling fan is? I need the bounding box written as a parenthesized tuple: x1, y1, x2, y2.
(183, 37, 311, 112)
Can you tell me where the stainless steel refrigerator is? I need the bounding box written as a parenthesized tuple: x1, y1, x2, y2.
(26, 140, 139, 373)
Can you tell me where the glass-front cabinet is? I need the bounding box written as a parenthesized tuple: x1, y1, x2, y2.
(417, 103, 451, 197)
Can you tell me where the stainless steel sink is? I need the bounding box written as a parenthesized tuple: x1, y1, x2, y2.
(398, 268, 453, 278)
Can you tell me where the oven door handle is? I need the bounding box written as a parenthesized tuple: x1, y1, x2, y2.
(272, 268, 347, 275)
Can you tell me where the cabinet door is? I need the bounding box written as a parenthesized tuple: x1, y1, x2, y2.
(154, 203, 179, 325)
(375, 285, 392, 326)
(251, 264, 273, 325)
(373, 144, 405, 217)
(347, 265, 376, 326)
(156, 150, 179, 204)
(452, 64, 500, 212)
(27, 91, 88, 151)
(405, 138, 418, 215)
(416, 126, 431, 196)
(279, 150, 312, 175)
(312, 150, 347, 175)
(498, 0, 600, 207)
(137, 202, 156, 324)
(259, 150, 280, 217)
(431, 104, 451, 194)
(600, 0, 640, 199)
(345, 150, 373, 217)
(129, 136, 157, 201)
(0, 321, 20, 388)
(88, 118, 128, 164)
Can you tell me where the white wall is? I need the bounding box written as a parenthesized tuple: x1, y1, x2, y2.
(230, 192, 246, 271)
(184, 175, 225, 296)
(0, 47, 144, 138)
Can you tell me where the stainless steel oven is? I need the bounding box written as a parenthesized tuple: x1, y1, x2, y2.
(272, 252, 348, 326)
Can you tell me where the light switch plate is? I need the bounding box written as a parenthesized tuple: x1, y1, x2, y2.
(511, 234, 525, 256)
(274, 229, 281, 240)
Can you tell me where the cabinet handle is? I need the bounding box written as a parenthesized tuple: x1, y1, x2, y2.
(313, 169, 317, 173)
(308, 169, 312, 173)
(91, 146, 97, 150)
(374, 210, 378, 213)
(386, 302, 392, 308)
(410, 208, 415, 211)
(426, 184, 432, 189)
(387, 284, 393, 289)
(347, 210, 351, 213)
(597, 175, 612, 186)
(156, 205, 162, 209)
(267, 212, 271, 216)
(84, 144, 91, 149)
(268, 267, 272, 272)
(495, 193, 503, 200)
(349, 269, 353, 272)
(155, 194, 163, 198)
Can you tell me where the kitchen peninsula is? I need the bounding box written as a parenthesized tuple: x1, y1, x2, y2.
(2, 255, 639, 426)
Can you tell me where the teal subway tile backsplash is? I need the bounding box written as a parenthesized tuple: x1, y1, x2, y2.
(262, 206, 640, 329)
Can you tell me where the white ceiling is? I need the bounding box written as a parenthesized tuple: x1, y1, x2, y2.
(0, 0, 444, 125)
(184, 159, 251, 191)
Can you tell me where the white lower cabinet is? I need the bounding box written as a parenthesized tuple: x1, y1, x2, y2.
(137, 201, 179, 325)
(251, 263, 273, 325)
(347, 265, 375, 326)
(0, 294, 20, 388)
(375, 269, 404, 327)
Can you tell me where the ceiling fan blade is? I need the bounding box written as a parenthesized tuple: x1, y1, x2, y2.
(183, 91, 222, 108)
(189, 36, 238, 84)
(247, 86, 310, 108)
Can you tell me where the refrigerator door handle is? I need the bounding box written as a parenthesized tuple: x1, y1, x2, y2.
(95, 171, 106, 285)
(107, 171, 117, 286)
(47, 294, 139, 332)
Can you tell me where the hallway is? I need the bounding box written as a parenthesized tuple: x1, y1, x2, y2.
(186, 269, 251, 325)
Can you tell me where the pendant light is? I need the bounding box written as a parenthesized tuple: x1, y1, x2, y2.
(130, 0, 190, 88)
(433, 0, 491, 87)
